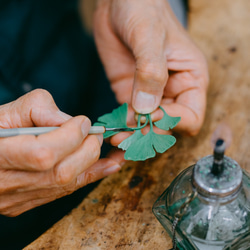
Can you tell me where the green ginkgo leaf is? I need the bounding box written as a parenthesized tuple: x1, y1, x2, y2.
(94, 103, 129, 138)
(118, 114, 148, 150)
(94, 104, 180, 161)
(124, 114, 177, 161)
(124, 132, 156, 161)
(124, 130, 176, 161)
(118, 130, 144, 151)
(151, 133, 176, 153)
(154, 106, 181, 130)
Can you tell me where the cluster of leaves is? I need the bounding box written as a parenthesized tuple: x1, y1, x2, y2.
(94, 103, 181, 161)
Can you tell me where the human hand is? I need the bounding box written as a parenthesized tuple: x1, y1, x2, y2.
(0, 89, 121, 217)
(94, 0, 209, 139)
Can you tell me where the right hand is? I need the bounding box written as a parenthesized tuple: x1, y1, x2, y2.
(94, 0, 209, 142)
(0, 89, 121, 217)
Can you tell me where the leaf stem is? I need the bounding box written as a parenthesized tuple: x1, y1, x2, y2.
(149, 114, 154, 131)
(132, 114, 149, 130)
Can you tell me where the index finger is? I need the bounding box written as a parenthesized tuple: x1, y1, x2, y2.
(152, 87, 207, 136)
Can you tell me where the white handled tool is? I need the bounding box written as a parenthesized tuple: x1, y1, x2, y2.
(0, 126, 134, 137)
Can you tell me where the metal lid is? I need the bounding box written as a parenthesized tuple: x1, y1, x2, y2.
(192, 155, 242, 199)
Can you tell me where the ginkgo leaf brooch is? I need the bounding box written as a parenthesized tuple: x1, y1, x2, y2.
(94, 103, 181, 161)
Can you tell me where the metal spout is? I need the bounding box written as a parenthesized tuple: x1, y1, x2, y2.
(211, 138, 226, 176)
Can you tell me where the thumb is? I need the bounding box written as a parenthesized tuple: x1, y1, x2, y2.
(132, 56, 168, 114)
(0, 89, 71, 128)
(128, 19, 168, 114)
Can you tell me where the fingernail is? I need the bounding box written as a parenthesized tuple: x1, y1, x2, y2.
(58, 111, 72, 121)
(134, 113, 147, 124)
(81, 118, 91, 136)
(134, 91, 156, 114)
(103, 164, 121, 176)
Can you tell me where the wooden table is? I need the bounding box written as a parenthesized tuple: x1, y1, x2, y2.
(25, 0, 250, 249)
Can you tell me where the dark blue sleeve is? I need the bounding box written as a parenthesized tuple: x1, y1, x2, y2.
(0, 0, 118, 120)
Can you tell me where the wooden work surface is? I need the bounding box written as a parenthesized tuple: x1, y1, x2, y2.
(25, 0, 250, 249)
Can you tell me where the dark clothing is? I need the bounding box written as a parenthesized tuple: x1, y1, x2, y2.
(0, 1, 117, 249)
(0, 0, 117, 118)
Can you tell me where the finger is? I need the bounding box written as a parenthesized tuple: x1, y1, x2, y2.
(0, 169, 56, 194)
(112, 1, 170, 113)
(94, 0, 169, 112)
(0, 116, 91, 171)
(0, 186, 70, 216)
(0, 89, 71, 129)
(54, 134, 103, 185)
(163, 71, 199, 98)
(110, 132, 133, 147)
(0, 193, 66, 217)
(76, 158, 121, 188)
(1, 158, 122, 216)
(106, 148, 126, 165)
(152, 88, 207, 136)
(131, 20, 168, 114)
(0, 136, 103, 193)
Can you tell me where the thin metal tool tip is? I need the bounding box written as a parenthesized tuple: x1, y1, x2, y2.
(105, 127, 134, 132)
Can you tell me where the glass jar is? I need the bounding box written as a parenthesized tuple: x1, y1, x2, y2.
(152, 155, 250, 250)
(224, 231, 250, 250)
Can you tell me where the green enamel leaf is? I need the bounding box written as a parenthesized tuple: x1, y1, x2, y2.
(124, 131, 176, 161)
(124, 132, 156, 161)
(154, 106, 181, 130)
(118, 114, 148, 150)
(124, 114, 177, 161)
(94, 104, 179, 161)
(118, 130, 144, 151)
(151, 133, 176, 153)
(94, 103, 129, 138)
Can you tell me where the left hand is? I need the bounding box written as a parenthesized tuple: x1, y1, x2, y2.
(93, 0, 209, 143)
(0, 89, 121, 217)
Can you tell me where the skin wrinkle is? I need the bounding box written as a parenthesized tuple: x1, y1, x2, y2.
(164, 76, 201, 97)
(0, 169, 50, 194)
(167, 86, 199, 99)
(111, 2, 167, 59)
(109, 74, 133, 86)
(176, 95, 201, 122)
(3, 194, 67, 217)
(1, 168, 79, 216)
(135, 65, 168, 89)
(54, 135, 101, 185)
(0, 109, 16, 129)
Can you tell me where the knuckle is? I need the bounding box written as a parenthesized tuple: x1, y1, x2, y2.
(89, 138, 101, 162)
(137, 61, 167, 87)
(29, 147, 55, 171)
(83, 172, 95, 185)
(55, 167, 75, 186)
(186, 121, 203, 137)
(28, 89, 53, 102)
